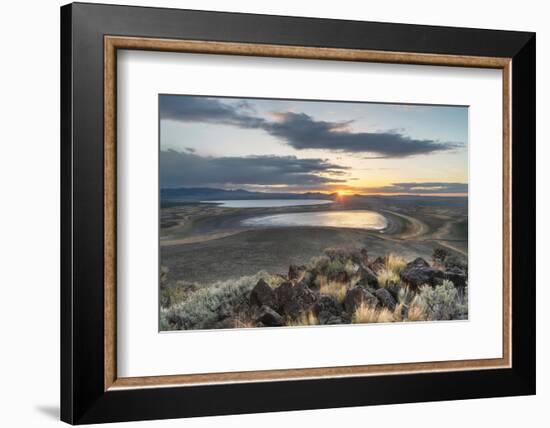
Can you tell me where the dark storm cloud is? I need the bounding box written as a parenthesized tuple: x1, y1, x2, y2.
(362, 182, 468, 194)
(160, 96, 266, 129)
(160, 150, 348, 188)
(160, 96, 462, 158)
(263, 112, 460, 157)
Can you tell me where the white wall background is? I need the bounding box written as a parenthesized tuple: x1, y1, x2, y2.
(0, 0, 546, 426)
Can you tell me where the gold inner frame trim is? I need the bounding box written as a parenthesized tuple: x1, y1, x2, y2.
(104, 35, 512, 391)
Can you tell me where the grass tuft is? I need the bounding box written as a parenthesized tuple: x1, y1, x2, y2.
(317, 276, 349, 302)
(286, 311, 319, 327)
(377, 253, 407, 286)
(352, 303, 395, 324)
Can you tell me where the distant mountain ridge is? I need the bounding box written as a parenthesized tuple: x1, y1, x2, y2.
(161, 187, 336, 201)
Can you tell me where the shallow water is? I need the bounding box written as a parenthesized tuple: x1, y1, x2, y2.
(241, 210, 387, 230)
(201, 199, 333, 208)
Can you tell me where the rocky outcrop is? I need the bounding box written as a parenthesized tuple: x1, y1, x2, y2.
(288, 264, 306, 281)
(443, 266, 467, 289)
(343, 287, 378, 313)
(400, 257, 444, 289)
(256, 306, 284, 326)
(275, 280, 317, 318)
(357, 266, 379, 287)
(250, 279, 277, 308)
(313, 295, 343, 324)
(162, 247, 469, 331)
(385, 282, 402, 300)
(374, 288, 397, 311)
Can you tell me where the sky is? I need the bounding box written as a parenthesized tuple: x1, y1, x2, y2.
(159, 95, 468, 196)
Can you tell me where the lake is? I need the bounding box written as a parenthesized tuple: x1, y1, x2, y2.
(241, 210, 387, 230)
(201, 199, 333, 208)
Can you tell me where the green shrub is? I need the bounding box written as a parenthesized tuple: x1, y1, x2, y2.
(160, 272, 271, 330)
(160, 280, 197, 308)
(416, 280, 467, 320)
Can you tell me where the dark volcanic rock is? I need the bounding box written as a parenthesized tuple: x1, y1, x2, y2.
(400, 258, 444, 289)
(374, 288, 397, 311)
(357, 266, 379, 287)
(275, 281, 317, 318)
(443, 266, 468, 289)
(288, 264, 306, 281)
(256, 306, 284, 327)
(318, 312, 344, 325)
(343, 287, 378, 314)
(385, 282, 402, 300)
(313, 295, 343, 317)
(250, 279, 277, 308)
(410, 257, 430, 268)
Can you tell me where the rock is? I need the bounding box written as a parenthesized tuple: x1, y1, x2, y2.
(409, 257, 430, 268)
(343, 287, 378, 313)
(318, 312, 344, 325)
(374, 288, 397, 311)
(385, 282, 402, 300)
(400, 258, 443, 289)
(250, 279, 277, 308)
(312, 295, 343, 317)
(288, 264, 306, 281)
(443, 266, 467, 289)
(256, 306, 284, 327)
(275, 281, 317, 317)
(357, 266, 378, 287)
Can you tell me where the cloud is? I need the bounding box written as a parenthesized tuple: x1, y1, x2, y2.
(160, 96, 266, 129)
(160, 96, 462, 158)
(359, 182, 468, 194)
(160, 150, 348, 188)
(263, 112, 460, 157)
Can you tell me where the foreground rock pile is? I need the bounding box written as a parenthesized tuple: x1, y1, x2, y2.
(238, 248, 467, 328)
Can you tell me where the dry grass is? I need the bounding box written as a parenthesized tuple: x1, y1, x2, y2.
(377, 253, 407, 286)
(286, 311, 319, 327)
(233, 317, 257, 329)
(377, 268, 400, 286)
(317, 275, 349, 302)
(352, 303, 395, 324)
(386, 253, 407, 273)
(406, 297, 427, 321)
(392, 303, 405, 322)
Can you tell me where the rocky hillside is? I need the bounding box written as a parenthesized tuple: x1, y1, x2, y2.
(160, 247, 468, 331)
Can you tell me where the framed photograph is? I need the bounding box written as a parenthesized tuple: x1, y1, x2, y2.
(61, 2, 535, 424)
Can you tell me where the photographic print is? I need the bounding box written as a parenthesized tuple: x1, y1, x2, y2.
(159, 95, 468, 331)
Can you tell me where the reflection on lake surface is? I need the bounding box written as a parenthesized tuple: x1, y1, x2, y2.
(242, 210, 387, 230)
(202, 199, 333, 208)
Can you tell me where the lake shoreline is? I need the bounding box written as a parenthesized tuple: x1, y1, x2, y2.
(160, 196, 468, 285)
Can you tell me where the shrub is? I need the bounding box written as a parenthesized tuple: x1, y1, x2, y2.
(406, 296, 428, 321)
(417, 280, 466, 320)
(309, 249, 360, 280)
(160, 280, 197, 308)
(397, 286, 416, 306)
(160, 272, 269, 330)
(352, 303, 394, 324)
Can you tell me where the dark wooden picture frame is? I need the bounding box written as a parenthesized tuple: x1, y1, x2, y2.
(61, 2, 535, 424)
